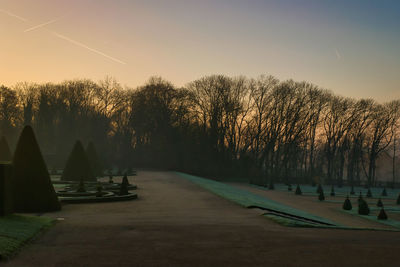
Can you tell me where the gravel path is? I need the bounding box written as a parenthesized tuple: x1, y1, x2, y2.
(4, 171, 400, 267)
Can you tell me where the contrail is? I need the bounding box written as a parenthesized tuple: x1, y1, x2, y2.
(52, 32, 127, 65)
(0, 8, 28, 21)
(335, 48, 341, 60)
(24, 18, 60, 32)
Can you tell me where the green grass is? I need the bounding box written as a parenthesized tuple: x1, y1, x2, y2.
(176, 172, 338, 226)
(0, 215, 54, 260)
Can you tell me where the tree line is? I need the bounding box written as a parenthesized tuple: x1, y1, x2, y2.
(1, 75, 399, 187)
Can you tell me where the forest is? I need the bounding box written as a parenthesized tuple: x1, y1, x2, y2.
(1, 75, 399, 187)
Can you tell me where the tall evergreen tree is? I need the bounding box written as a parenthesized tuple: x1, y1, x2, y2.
(61, 140, 95, 182)
(12, 126, 61, 212)
(0, 136, 12, 162)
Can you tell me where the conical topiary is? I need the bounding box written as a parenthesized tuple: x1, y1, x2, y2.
(318, 190, 325, 201)
(120, 174, 129, 195)
(381, 188, 387, 197)
(358, 199, 370, 215)
(317, 184, 323, 194)
(0, 136, 12, 162)
(61, 140, 95, 182)
(12, 126, 61, 212)
(330, 185, 335, 196)
(86, 142, 103, 177)
(295, 184, 302, 195)
(377, 208, 388, 220)
(343, 196, 352, 210)
(377, 198, 383, 207)
(366, 188, 372, 198)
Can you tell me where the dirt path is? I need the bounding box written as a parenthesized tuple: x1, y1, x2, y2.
(231, 183, 397, 230)
(4, 171, 400, 267)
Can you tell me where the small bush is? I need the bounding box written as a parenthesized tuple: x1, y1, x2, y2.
(295, 184, 302, 195)
(318, 190, 325, 201)
(377, 208, 388, 220)
(76, 179, 86, 193)
(119, 175, 129, 195)
(330, 185, 335, 196)
(358, 199, 370, 215)
(342, 196, 352, 210)
(381, 188, 387, 197)
(316, 184, 323, 194)
(377, 198, 383, 207)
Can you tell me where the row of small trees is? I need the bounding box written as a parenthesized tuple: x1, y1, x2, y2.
(1, 75, 399, 186)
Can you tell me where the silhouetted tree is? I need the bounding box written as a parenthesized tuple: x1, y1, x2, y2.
(61, 140, 95, 182)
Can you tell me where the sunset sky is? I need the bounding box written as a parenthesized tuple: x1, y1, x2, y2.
(1, 0, 399, 102)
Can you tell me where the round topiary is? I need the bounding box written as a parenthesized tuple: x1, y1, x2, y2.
(295, 184, 302, 195)
(330, 185, 335, 196)
(12, 126, 61, 212)
(366, 188, 372, 198)
(61, 140, 95, 182)
(377, 208, 388, 220)
(86, 142, 103, 177)
(0, 136, 12, 162)
(287, 184, 292, 191)
(318, 190, 325, 201)
(358, 199, 370, 215)
(343, 196, 352, 210)
(381, 188, 387, 197)
(377, 198, 383, 207)
(120, 174, 129, 195)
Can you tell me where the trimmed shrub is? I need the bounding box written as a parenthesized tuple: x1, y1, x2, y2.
(0, 136, 12, 162)
(330, 185, 335, 196)
(342, 196, 352, 210)
(358, 199, 370, 215)
(76, 179, 86, 193)
(381, 188, 387, 197)
(316, 184, 323, 194)
(86, 142, 103, 177)
(318, 190, 325, 201)
(12, 126, 61, 212)
(295, 184, 302, 195)
(366, 188, 372, 198)
(377, 208, 388, 220)
(120, 175, 129, 195)
(61, 140, 95, 182)
(377, 198, 383, 207)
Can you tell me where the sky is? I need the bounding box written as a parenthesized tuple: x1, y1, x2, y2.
(0, 0, 399, 102)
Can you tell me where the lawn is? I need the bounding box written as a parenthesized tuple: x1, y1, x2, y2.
(176, 172, 337, 226)
(0, 215, 54, 260)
